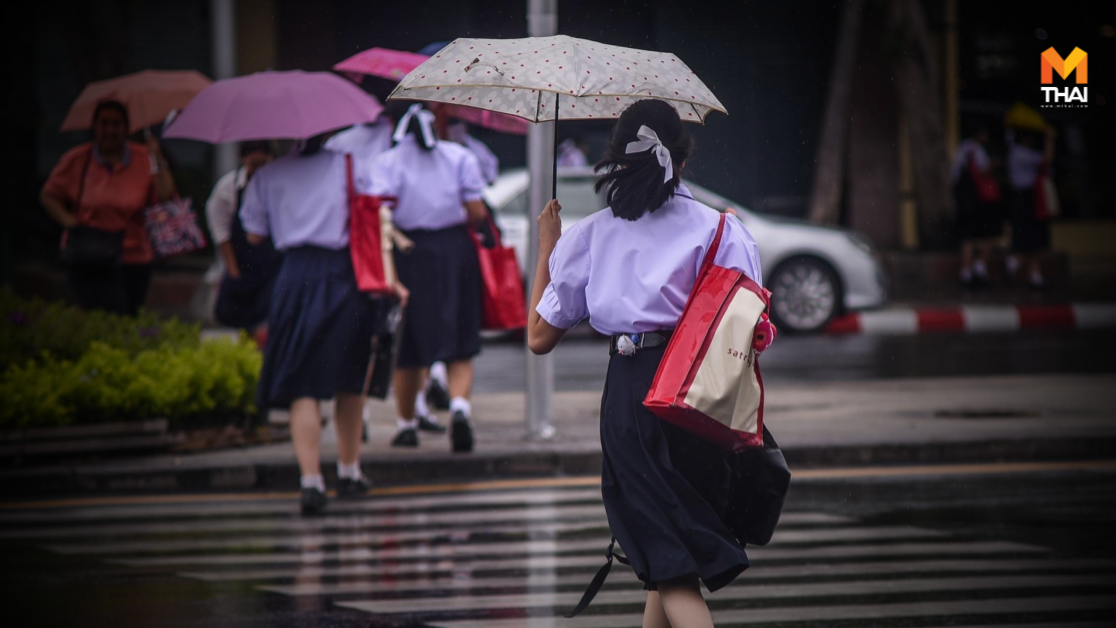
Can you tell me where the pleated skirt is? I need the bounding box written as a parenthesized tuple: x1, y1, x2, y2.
(393, 225, 482, 368)
(256, 246, 383, 409)
(600, 342, 750, 592)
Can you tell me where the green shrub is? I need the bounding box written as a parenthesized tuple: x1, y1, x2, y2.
(0, 292, 262, 428)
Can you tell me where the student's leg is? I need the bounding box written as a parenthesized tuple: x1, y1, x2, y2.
(290, 398, 323, 476)
(447, 359, 476, 452)
(642, 591, 670, 628)
(447, 359, 474, 401)
(394, 367, 424, 419)
(657, 575, 713, 628)
(960, 239, 974, 280)
(334, 393, 364, 467)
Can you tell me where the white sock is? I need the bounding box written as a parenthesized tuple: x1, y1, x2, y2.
(300, 474, 325, 492)
(414, 389, 430, 417)
(396, 417, 419, 431)
(450, 397, 471, 417)
(430, 362, 448, 387)
(337, 462, 362, 480)
(973, 259, 989, 278)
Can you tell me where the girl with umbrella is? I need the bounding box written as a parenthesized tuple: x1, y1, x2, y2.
(370, 103, 488, 453)
(528, 99, 763, 627)
(240, 133, 401, 515)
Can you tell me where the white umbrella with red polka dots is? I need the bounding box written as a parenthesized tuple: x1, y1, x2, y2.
(387, 35, 726, 124)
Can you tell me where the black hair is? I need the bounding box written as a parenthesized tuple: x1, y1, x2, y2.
(593, 99, 694, 221)
(92, 99, 130, 131)
(239, 140, 273, 157)
(298, 132, 329, 156)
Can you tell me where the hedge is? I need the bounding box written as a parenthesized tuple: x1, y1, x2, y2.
(0, 292, 261, 428)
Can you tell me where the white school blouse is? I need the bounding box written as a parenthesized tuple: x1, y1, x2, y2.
(369, 135, 485, 231)
(536, 185, 763, 336)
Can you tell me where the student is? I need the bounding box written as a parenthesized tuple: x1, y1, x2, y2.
(1007, 126, 1057, 289)
(951, 127, 1001, 287)
(241, 134, 400, 515)
(527, 100, 762, 628)
(370, 104, 488, 452)
(206, 140, 280, 329)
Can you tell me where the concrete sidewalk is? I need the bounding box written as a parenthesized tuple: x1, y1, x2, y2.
(2, 373, 1114, 496)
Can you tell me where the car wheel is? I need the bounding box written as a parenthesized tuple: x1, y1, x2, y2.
(768, 257, 841, 333)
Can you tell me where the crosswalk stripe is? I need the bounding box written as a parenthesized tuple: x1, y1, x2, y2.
(430, 596, 1116, 628)
(178, 540, 1047, 582)
(259, 557, 1116, 596)
(336, 573, 1116, 614)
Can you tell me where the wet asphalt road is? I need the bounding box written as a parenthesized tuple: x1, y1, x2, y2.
(3, 464, 1115, 628)
(474, 328, 1116, 392)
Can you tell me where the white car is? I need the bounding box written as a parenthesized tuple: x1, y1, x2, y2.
(484, 168, 888, 333)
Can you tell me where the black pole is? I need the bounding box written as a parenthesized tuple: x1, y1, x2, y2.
(552, 93, 559, 200)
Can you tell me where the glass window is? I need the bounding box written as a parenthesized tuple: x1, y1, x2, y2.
(557, 177, 606, 219)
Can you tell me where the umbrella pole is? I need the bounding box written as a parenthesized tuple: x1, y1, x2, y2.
(552, 94, 559, 199)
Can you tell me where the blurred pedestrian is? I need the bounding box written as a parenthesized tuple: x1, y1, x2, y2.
(40, 100, 177, 315)
(446, 121, 499, 185)
(951, 127, 1001, 287)
(1007, 127, 1057, 289)
(370, 104, 488, 452)
(528, 100, 762, 628)
(241, 133, 400, 515)
(557, 137, 590, 167)
(325, 116, 395, 162)
(206, 141, 281, 329)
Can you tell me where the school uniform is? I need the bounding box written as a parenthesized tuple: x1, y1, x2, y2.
(369, 134, 486, 368)
(951, 140, 1002, 241)
(240, 150, 383, 409)
(325, 119, 394, 162)
(1007, 142, 1049, 252)
(538, 184, 763, 592)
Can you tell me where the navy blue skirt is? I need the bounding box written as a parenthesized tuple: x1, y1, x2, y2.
(393, 225, 481, 368)
(601, 342, 750, 592)
(256, 246, 384, 409)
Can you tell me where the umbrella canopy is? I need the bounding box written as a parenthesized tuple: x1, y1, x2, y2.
(388, 35, 726, 124)
(163, 70, 384, 143)
(60, 70, 212, 133)
(335, 47, 529, 135)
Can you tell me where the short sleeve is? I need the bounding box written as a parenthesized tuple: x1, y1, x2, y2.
(238, 169, 269, 237)
(368, 151, 398, 197)
(713, 215, 764, 287)
(457, 151, 485, 203)
(536, 225, 591, 329)
(42, 146, 89, 204)
(204, 170, 238, 245)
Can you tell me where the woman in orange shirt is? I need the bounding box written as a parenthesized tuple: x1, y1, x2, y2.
(40, 100, 177, 315)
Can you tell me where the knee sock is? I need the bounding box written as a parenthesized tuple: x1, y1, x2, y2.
(300, 474, 325, 492)
(414, 389, 430, 417)
(337, 461, 362, 480)
(450, 397, 471, 418)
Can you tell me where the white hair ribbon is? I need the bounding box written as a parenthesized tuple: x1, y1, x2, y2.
(393, 103, 437, 149)
(625, 125, 673, 184)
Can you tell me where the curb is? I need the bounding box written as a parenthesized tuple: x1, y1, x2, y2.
(3, 437, 1114, 497)
(826, 303, 1116, 335)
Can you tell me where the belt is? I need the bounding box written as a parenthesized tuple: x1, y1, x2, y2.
(608, 330, 673, 356)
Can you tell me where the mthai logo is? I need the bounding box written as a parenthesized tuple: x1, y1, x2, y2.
(1041, 47, 1088, 107)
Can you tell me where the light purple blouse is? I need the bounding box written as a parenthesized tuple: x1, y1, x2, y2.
(324, 119, 394, 162)
(240, 151, 371, 251)
(537, 185, 763, 335)
(369, 136, 485, 231)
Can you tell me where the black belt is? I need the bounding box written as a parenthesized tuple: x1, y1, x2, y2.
(608, 330, 673, 356)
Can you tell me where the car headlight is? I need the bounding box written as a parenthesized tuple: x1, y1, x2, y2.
(845, 232, 875, 256)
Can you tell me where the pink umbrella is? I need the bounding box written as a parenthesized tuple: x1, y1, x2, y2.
(334, 48, 528, 136)
(163, 70, 383, 143)
(61, 70, 212, 134)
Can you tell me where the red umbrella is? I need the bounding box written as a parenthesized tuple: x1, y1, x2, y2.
(61, 70, 212, 134)
(334, 48, 528, 136)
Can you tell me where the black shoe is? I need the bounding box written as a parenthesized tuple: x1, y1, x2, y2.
(417, 415, 447, 434)
(451, 410, 474, 453)
(426, 379, 451, 411)
(300, 487, 327, 516)
(337, 476, 372, 499)
(391, 427, 419, 448)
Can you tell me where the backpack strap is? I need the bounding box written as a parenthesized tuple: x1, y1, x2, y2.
(565, 538, 630, 618)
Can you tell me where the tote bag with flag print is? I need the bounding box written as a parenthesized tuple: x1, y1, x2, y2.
(142, 197, 207, 259)
(346, 154, 398, 295)
(644, 212, 773, 453)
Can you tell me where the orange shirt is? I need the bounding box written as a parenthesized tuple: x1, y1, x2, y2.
(44, 141, 156, 264)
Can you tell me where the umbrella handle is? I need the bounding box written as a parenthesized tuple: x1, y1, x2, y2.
(552, 94, 559, 200)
